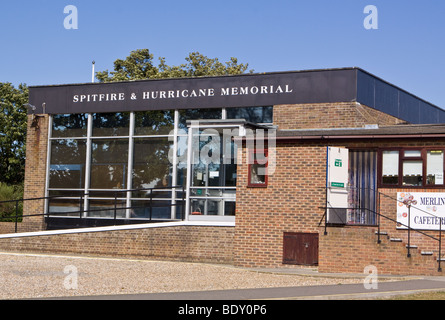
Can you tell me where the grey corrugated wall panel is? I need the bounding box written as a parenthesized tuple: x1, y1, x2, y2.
(356, 69, 445, 124)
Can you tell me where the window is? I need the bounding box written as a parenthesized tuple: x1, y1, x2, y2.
(90, 139, 129, 189)
(49, 139, 86, 189)
(92, 112, 130, 136)
(134, 110, 175, 136)
(132, 137, 173, 189)
(226, 106, 273, 124)
(382, 151, 399, 185)
(248, 149, 268, 187)
(427, 150, 444, 185)
(52, 114, 87, 138)
(380, 148, 445, 187)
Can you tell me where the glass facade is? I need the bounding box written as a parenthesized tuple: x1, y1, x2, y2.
(47, 106, 272, 221)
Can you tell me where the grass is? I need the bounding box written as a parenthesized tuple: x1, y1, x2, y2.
(382, 291, 445, 300)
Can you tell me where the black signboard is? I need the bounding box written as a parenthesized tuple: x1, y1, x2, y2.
(29, 68, 357, 114)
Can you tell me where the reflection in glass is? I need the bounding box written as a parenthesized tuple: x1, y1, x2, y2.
(52, 114, 88, 138)
(92, 112, 130, 136)
(49, 139, 86, 189)
(48, 191, 84, 217)
(134, 110, 175, 136)
(88, 199, 126, 218)
(226, 106, 273, 123)
(130, 200, 172, 219)
(250, 163, 267, 185)
(132, 138, 173, 189)
(178, 108, 222, 132)
(90, 139, 129, 189)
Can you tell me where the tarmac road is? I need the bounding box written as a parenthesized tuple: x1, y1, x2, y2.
(48, 278, 445, 300)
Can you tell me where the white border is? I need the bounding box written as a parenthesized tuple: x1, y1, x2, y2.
(0, 220, 235, 239)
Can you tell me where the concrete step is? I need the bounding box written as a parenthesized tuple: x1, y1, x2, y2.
(390, 238, 403, 242)
(421, 251, 434, 256)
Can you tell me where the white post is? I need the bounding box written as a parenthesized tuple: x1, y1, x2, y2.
(91, 61, 95, 83)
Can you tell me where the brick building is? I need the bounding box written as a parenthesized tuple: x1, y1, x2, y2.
(2, 67, 445, 276)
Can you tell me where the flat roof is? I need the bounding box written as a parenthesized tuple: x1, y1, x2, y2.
(276, 123, 445, 140)
(29, 67, 445, 124)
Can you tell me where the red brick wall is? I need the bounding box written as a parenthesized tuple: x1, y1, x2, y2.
(234, 142, 330, 267)
(235, 137, 445, 275)
(274, 102, 406, 130)
(0, 225, 234, 264)
(318, 226, 442, 276)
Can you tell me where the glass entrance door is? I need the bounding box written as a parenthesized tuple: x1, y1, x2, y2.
(186, 123, 240, 220)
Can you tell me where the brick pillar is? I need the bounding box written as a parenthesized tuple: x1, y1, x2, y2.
(20, 114, 49, 232)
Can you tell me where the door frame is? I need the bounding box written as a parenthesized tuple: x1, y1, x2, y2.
(185, 120, 246, 222)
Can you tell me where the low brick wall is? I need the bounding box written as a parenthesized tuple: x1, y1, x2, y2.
(0, 224, 235, 264)
(319, 226, 443, 276)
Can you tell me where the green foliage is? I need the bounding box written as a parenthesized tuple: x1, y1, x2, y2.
(0, 183, 23, 221)
(0, 83, 28, 185)
(96, 49, 252, 82)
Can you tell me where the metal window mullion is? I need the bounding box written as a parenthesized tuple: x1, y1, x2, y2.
(170, 110, 179, 219)
(126, 112, 135, 218)
(83, 113, 93, 218)
(44, 115, 54, 215)
(185, 124, 196, 220)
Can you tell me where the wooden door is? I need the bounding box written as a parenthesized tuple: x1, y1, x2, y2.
(283, 232, 319, 266)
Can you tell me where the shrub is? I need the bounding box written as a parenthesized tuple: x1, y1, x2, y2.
(0, 183, 23, 222)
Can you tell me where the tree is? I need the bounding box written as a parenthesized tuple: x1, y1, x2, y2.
(0, 83, 28, 185)
(96, 49, 252, 82)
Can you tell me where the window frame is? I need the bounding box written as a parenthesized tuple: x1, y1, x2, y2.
(247, 148, 269, 188)
(378, 147, 445, 188)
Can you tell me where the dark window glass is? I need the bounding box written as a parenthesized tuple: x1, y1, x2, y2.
(134, 110, 175, 136)
(130, 200, 172, 219)
(88, 198, 126, 218)
(48, 190, 84, 217)
(178, 109, 222, 132)
(92, 112, 130, 136)
(90, 139, 129, 189)
(226, 106, 273, 123)
(132, 138, 173, 190)
(52, 114, 88, 138)
(248, 149, 268, 187)
(49, 139, 86, 189)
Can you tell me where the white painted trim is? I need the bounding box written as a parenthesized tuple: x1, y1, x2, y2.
(0, 221, 235, 239)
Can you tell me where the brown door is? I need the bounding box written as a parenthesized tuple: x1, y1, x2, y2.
(283, 232, 319, 266)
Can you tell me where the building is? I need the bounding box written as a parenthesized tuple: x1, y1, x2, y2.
(1, 67, 445, 276)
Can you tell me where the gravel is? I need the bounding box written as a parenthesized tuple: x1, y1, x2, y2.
(0, 252, 364, 299)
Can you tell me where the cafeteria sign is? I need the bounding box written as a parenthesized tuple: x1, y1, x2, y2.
(397, 192, 445, 231)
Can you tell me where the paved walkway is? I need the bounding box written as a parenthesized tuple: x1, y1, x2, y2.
(2, 251, 444, 301)
(53, 278, 445, 300)
(47, 267, 445, 300)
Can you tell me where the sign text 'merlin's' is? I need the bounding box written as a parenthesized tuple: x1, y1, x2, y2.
(72, 84, 294, 103)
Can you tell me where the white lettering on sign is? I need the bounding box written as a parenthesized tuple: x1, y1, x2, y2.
(72, 84, 293, 104)
(73, 93, 125, 103)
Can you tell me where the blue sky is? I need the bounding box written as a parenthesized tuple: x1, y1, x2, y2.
(1, 0, 444, 108)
